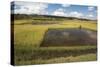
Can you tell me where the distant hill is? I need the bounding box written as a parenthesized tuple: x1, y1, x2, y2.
(11, 14, 97, 21)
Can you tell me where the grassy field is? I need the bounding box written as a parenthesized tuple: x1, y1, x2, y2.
(13, 18, 97, 65)
(16, 54, 97, 65)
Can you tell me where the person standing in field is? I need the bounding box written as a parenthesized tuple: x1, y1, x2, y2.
(79, 25, 82, 29)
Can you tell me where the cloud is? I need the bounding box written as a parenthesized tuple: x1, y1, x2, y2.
(87, 14, 94, 17)
(50, 8, 96, 20)
(52, 8, 66, 16)
(52, 9, 84, 18)
(62, 4, 71, 7)
(86, 14, 96, 20)
(69, 11, 83, 18)
(12, 1, 49, 14)
(88, 6, 95, 11)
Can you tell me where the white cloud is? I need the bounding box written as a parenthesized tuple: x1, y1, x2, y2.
(86, 14, 96, 20)
(13, 1, 48, 14)
(52, 8, 66, 16)
(87, 14, 94, 17)
(79, 13, 96, 20)
(52, 9, 84, 18)
(62, 4, 71, 7)
(52, 9, 96, 20)
(88, 6, 95, 11)
(69, 11, 83, 18)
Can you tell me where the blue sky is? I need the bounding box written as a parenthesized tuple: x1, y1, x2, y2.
(11, 1, 97, 20)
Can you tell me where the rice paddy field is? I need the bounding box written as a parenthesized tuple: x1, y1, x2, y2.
(12, 17, 97, 65)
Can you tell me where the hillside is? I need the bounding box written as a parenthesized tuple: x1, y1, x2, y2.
(11, 14, 96, 21)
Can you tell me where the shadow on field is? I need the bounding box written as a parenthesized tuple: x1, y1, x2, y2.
(41, 28, 97, 47)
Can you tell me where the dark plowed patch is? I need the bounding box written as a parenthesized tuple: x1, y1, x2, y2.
(41, 28, 97, 47)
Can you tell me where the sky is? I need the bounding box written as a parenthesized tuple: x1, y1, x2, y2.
(11, 1, 97, 20)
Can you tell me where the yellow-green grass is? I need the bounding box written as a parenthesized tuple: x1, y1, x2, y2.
(13, 19, 33, 25)
(13, 19, 97, 65)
